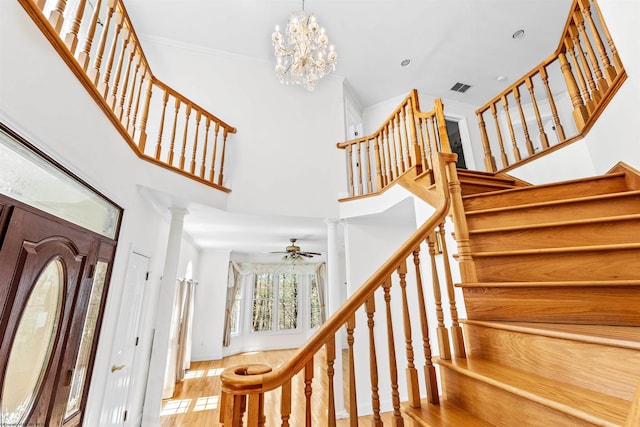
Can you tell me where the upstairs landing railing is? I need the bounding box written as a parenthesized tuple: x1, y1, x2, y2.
(19, 0, 236, 191)
(220, 101, 467, 426)
(476, 0, 626, 173)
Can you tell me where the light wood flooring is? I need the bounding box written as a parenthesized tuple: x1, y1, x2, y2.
(160, 348, 420, 426)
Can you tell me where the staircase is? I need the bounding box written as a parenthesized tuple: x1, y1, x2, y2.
(404, 165, 640, 426)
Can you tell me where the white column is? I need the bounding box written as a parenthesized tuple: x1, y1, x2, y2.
(142, 208, 188, 425)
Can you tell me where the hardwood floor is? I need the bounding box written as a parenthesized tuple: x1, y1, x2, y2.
(160, 348, 420, 426)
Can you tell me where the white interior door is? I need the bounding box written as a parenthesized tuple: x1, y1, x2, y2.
(100, 251, 149, 426)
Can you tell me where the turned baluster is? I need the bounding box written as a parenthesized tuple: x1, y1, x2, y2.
(365, 139, 373, 194)
(199, 118, 211, 178)
(579, 0, 616, 84)
(190, 112, 202, 174)
(365, 298, 382, 427)
(107, 29, 131, 109)
(280, 379, 292, 427)
(434, 99, 451, 153)
(374, 136, 383, 191)
(114, 42, 136, 120)
(592, 0, 623, 73)
(559, 49, 589, 131)
(77, 0, 102, 70)
(64, 0, 87, 54)
(217, 129, 230, 186)
(514, 85, 535, 155)
(439, 223, 466, 358)
(304, 359, 314, 427)
(401, 107, 411, 170)
(382, 278, 404, 427)
(128, 65, 147, 137)
(565, 34, 594, 115)
(427, 233, 451, 360)
(476, 110, 497, 172)
(574, 8, 608, 94)
(394, 115, 406, 174)
(525, 77, 550, 150)
(88, 0, 116, 86)
(390, 120, 400, 179)
(346, 314, 358, 426)
(356, 142, 363, 196)
(407, 97, 422, 174)
(247, 392, 266, 427)
(167, 97, 181, 166)
(423, 118, 435, 170)
(540, 65, 567, 140)
(222, 394, 246, 426)
(490, 103, 509, 168)
(398, 260, 420, 408)
(325, 336, 337, 427)
(500, 95, 522, 162)
(568, 23, 600, 108)
(48, 0, 68, 33)
(383, 127, 393, 185)
(412, 250, 439, 404)
(208, 123, 220, 183)
(123, 53, 141, 129)
(179, 104, 192, 170)
(98, 11, 124, 98)
(154, 89, 169, 160)
(136, 72, 153, 153)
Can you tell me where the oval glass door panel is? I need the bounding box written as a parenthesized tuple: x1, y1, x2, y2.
(1, 259, 64, 425)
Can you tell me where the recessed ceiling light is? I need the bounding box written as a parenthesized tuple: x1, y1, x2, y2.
(400, 59, 411, 67)
(512, 29, 525, 40)
(497, 75, 507, 82)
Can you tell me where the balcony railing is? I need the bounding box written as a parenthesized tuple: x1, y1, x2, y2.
(19, 0, 237, 191)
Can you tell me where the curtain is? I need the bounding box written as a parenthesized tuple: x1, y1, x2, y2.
(175, 279, 196, 382)
(222, 263, 240, 347)
(314, 263, 327, 324)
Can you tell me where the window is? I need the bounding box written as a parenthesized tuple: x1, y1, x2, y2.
(252, 272, 299, 332)
(229, 285, 242, 335)
(309, 275, 321, 329)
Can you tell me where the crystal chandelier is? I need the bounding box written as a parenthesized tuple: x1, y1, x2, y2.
(271, 0, 337, 91)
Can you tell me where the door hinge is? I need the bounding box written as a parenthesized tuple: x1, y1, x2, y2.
(145, 271, 149, 280)
(135, 337, 139, 346)
(123, 410, 128, 422)
(88, 264, 95, 279)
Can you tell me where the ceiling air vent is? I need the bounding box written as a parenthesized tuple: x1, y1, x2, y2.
(450, 82, 471, 93)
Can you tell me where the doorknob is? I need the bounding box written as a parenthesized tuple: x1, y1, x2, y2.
(111, 364, 125, 372)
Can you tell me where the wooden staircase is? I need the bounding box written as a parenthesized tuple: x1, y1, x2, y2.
(404, 165, 640, 426)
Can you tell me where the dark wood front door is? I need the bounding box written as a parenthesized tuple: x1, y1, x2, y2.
(0, 198, 112, 426)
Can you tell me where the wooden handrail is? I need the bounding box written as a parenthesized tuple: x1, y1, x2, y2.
(475, 0, 626, 173)
(19, 0, 237, 192)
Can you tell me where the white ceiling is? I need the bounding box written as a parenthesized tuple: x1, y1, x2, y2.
(128, 0, 573, 258)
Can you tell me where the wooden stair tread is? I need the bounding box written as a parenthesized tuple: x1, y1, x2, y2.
(469, 213, 640, 235)
(465, 189, 640, 216)
(402, 399, 494, 427)
(468, 242, 640, 257)
(462, 320, 640, 350)
(457, 279, 640, 288)
(436, 357, 631, 425)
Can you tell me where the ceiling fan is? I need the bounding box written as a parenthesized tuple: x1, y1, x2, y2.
(271, 238, 321, 260)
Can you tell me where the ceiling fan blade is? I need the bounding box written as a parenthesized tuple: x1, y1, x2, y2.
(269, 251, 289, 254)
(301, 252, 322, 256)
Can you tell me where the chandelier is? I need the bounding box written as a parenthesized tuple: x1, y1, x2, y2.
(271, 0, 337, 91)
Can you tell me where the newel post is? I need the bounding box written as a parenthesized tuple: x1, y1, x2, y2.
(476, 110, 497, 172)
(220, 364, 272, 426)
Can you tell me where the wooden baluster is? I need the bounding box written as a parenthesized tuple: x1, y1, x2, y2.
(579, 0, 616, 84)
(356, 142, 363, 195)
(88, 0, 116, 86)
(77, 0, 102, 71)
(365, 298, 382, 427)
(136, 72, 153, 153)
(565, 33, 594, 115)
(304, 359, 313, 427)
(401, 106, 411, 169)
(218, 129, 229, 186)
(128, 65, 147, 137)
(200, 118, 211, 178)
(107, 29, 131, 109)
(423, 118, 435, 170)
(540, 65, 567, 140)
(345, 145, 354, 197)
(514, 85, 535, 156)
(390, 120, 400, 179)
(190, 112, 202, 174)
(559, 49, 589, 131)
(247, 392, 266, 427)
(179, 104, 192, 170)
(427, 233, 451, 360)
(407, 97, 422, 174)
(365, 139, 373, 194)
(64, 0, 87, 54)
(574, 8, 608, 94)
(346, 314, 358, 426)
(122, 52, 141, 128)
(98, 11, 124, 98)
(219, 391, 227, 424)
(382, 278, 404, 426)
(114, 42, 136, 120)
(439, 223, 466, 358)
(383, 127, 393, 184)
(325, 336, 337, 427)
(167, 97, 181, 166)
(49, 0, 68, 33)
(500, 95, 522, 162)
(154, 88, 169, 160)
(398, 260, 420, 408)
(395, 114, 407, 174)
(208, 123, 220, 183)
(412, 250, 439, 404)
(592, 0, 623, 72)
(476, 110, 497, 172)
(223, 394, 246, 427)
(429, 116, 439, 154)
(568, 23, 600, 108)
(490, 103, 509, 168)
(434, 99, 451, 153)
(525, 77, 550, 150)
(281, 378, 292, 427)
(373, 136, 383, 191)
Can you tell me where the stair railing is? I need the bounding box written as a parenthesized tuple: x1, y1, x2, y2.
(19, 0, 237, 191)
(476, 0, 626, 173)
(220, 109, 463, 425)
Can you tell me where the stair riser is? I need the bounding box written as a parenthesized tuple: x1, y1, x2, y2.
(463, 323, 640, 401)
(463, 286, 640, 326)
(440, 368, 597, 426)
(474, 249, 640, 282)
(466, 195, 640, 229)
(461, 183, 517, 196)
(463, 176, 628, 211)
